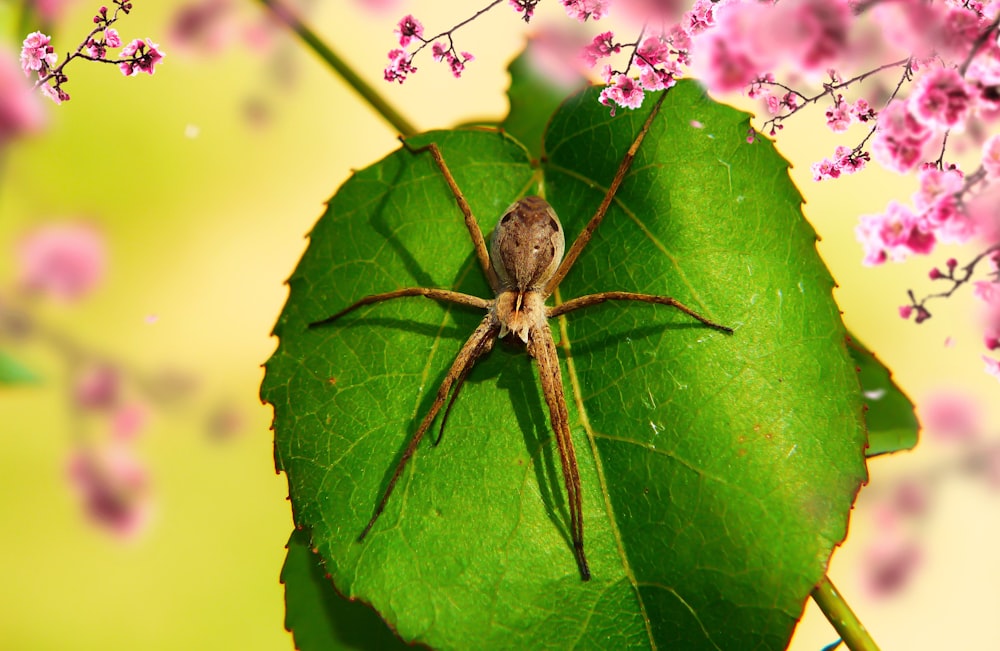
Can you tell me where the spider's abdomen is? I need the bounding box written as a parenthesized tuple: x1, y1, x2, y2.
(490, 196, 565, 293)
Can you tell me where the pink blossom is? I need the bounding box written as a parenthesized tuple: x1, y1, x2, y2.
(561, 0, 610, 22)
(825, 99, 851, 132)
(582, 31, 619, 67)
(975, 280, 1000, 305)
(855, 201, 935, 265)
(599, 73, 644, 115)
(430, 44, 473, 78)
(871, 102, 932, 174)
(105, 28, 122, 48)
(635, 36, 670, 68)
(67, 446, 151, 538)
(119, 39, 165, 76)
(639, 66, 676, 92)
(16, 222, 106, 301)
(384, 49, 415, 83)
(0, 46, 44, 145)
(898, 305, 914, 319)
(38, 82, 69, 104)
(20, 31, 58, 76)
(812, 145, 867, 180)
(909, 66, 974, 131)
(921, 195, 976, 245)
(509, 0, 540, 22)
(914, 165, 964, 210)
(851, 97, 876, 122)
(394, 14, 423, 48)
(684, 0, 718, 35)
(965, 183, 1000, 243)
(982, 134, 1000, 179)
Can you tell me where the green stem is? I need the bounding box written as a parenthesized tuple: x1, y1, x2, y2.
(255, 0, 418, 137)
(811, 575, 880, 651)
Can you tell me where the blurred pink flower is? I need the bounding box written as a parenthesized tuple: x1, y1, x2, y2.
(921, 392, 980, 442)
(168, 0, 236, 54)
(16, 222, 107, 302)
(855, 201, 935, 265)
(112, 403, 148, 441)
(524, 26, 589, 87)
(0, 46, 45, 146)
(871, 101, 932, 174)
(617, 0, 685, 24)
(562, 0, 611, 22)
(863, 536, 922, 598)
(67, 446, 151, 538)
(31, 0, 78, 22)
(982, 134, 1000, 179)
(73, 364, 121, 411)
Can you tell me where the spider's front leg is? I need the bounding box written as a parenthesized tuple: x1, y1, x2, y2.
(358, 315, 499, 541)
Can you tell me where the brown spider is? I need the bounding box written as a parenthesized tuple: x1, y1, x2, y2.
(309, 92, 732, 581)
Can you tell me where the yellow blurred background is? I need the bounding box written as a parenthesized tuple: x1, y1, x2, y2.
(1, 1, 998, 649)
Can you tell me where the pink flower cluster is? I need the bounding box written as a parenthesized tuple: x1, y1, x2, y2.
(810, 145, 869, 181)
(20, 31, 58, 77)
(384, 14, 474, 82)
(561, 0, 611, 22)
(118, 37, 165, 77)
(20, 2, 164, 104)
(509, 0, 542, 22)
(587, 28, 687, 115)
(857, 165, 974, 266)
(690, 0, 852, 94)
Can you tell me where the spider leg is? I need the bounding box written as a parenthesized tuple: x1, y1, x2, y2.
(527, 321, 591, 581)
(358, 316, 499, 541)
(309, 288, 490, 328)
(543, 91, 670, 297)
(400, 138, 501, 293)
(432, 353, 475, 447)
(549, 291, 733, 334)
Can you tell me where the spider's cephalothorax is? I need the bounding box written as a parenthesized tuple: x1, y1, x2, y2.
(309, 92, 732, 581)
(491, 196, 563, 343)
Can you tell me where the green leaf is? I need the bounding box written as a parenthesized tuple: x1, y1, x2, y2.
(281, 528, 416, 651)
(0, 350, 39, 384)
(847, 336, 919, 457)
(262, 81, 868, 650)
(500, 49, 570, 159)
